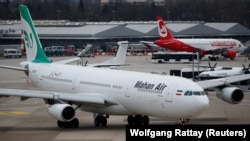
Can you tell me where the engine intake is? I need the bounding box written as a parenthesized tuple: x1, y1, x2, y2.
(48, 104, 75, 122)
(216, 87, 244, 104)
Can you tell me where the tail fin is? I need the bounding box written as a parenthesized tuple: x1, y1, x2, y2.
(156, 16, 174, 40)
(88, 41, 129, 67)
(19, 5, 51, 63)
(112, 41, 128, 64)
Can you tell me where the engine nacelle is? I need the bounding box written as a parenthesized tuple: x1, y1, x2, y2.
(216, 87, 244, 104)
(48, 104, 75, 122)
(222, 49, 236, 59)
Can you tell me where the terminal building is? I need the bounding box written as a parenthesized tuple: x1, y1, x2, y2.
(0, 20, 250, 53)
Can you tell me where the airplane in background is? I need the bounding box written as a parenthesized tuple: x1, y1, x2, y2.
(77, 41, 129, 68)
(0, 5, 250, 128)
(198, 64, 250, 80)
(141, 16, 246, 61)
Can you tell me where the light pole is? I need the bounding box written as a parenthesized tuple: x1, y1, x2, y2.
(167, 11, 171, 21)
(247, 11, 250, 29)
(56, 10, 61, 20)
(112, 10, 116, 21)
(221, 10, 224, 22)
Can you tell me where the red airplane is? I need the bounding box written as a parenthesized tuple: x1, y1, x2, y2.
(143, 16, 246, 60)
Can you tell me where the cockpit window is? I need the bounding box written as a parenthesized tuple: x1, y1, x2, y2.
(184, 91, 192, 96)
(200, 91, 206, 95)
(193, 91, 200, 96)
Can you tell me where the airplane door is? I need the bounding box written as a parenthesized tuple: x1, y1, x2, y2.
(125, 80, 134, 98)
(71, 73, 78, 92)
(165, 84, 176, 102)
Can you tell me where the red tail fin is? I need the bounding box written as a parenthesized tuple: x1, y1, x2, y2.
(156, 16, 174, 40)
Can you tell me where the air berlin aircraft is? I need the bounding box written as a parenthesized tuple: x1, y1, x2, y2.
(154, 16, 246, 60)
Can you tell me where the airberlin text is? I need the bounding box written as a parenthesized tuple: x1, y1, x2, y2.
(134, 81, 167, 93)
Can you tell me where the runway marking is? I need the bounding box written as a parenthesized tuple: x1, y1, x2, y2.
(0, 106, 42, 111)
(0, 111, 29, 115)
(0, 101, 41, 106)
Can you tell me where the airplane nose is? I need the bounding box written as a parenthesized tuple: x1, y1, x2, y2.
(197, 96, 209, 111)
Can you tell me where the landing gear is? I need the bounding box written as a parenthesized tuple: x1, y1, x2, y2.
(127, 115, 149, 125)
(179, 118, 190, 125)
(93, 114, 108, 127)
(57, 118, 79, 128)
(208, 56, 218, 61)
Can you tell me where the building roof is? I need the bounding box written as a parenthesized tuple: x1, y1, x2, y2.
(1, 20, 250, 40)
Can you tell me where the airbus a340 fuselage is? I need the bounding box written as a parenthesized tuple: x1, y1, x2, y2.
(25, 61, 208, 118)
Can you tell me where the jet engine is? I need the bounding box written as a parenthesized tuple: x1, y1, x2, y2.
(48, 104, 75, 122)
(222, 49, 236, 59)
(216, 87, 244, 104)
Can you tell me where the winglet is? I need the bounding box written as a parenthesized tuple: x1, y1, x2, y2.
(156, 16, 174, 40)
(19, 5, 51, 63)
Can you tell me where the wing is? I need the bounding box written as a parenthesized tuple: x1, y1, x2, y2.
(196, 74, 250, 90)
(139, 41, 159, 47)
(0, 88, 118, 106)
(54, 57, 80, 64)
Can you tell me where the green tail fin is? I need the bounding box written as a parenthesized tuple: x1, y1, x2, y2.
(19, 5, 51, 63)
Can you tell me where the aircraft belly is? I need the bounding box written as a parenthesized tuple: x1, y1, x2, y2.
(123, 94, 163, 117)
(79, 104, 132, 115)
(163, 97, 204, 118)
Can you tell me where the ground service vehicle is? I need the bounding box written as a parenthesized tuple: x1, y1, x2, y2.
(3, 49, 21, 58)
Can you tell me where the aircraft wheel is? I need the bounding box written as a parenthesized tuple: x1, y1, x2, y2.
(94, 117, 101, 127)
(57, 120, 64, 128)
(94, 115, 107, 127)
(127, 115, 134, 125)
(100, 116, 107, 126)
(57, 118, 79, 128)
(134, 115, 142, 125)
(142, 116, 149, 125)
(71, 118, 79, 128)
(179, 118, 190, 125)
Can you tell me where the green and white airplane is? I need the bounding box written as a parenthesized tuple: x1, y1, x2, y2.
(0, 5, 249, 128)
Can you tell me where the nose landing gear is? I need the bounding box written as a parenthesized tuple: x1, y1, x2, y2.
(179, 118, 190, 125)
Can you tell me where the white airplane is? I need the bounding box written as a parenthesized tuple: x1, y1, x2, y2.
(76, 41, 129, 68)
(86, 41, 129, 68)
(0, 5, 249, 128)
(198, 64, 250, 80)
(141, 16, 246, 61)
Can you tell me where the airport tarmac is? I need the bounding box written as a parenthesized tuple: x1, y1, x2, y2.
(0, 55, 250, 141)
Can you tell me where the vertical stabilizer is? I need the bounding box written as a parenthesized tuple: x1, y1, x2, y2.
(156, 16, 174, 40)
(19, 5, 51, 63)
(112, 41, 128, 64)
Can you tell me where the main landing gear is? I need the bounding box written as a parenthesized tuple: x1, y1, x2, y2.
(94, 114, 108, 127)
(127, 115, 149, 125)
(57, 118, 79, 128)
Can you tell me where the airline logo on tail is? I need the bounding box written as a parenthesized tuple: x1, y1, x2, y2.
(20, 5, 51, 63)
(21, 16, 38, 61)
(156, 16, 168, 38)
(156, 16, 175, 41)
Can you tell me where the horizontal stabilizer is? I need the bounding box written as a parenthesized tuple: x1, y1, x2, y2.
(0, 65, 27, 71)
